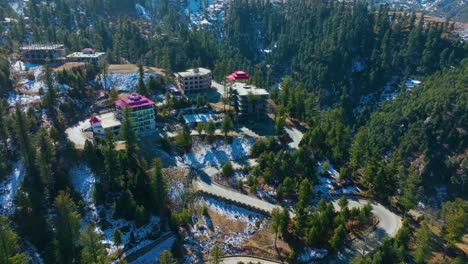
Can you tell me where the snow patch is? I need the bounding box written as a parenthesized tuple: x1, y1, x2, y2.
(183, 137, 254, 169)
(135, 4, 151, 20)
(65, 120, 91, 147)
(131, 236, 176, 264)
(97, 72, 159, 91)
(299, 248, 328, 262)
(7, 92, 42, 107)
(69, 164, 162, 256)
(70, 164, 96, 205)
(190, 196, 267, 254)
(352, 59, 366, 72)
(0, 160, 26, 215)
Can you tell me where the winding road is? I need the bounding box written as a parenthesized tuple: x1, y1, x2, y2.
(194, 126, 402, 263)
(194, 169, 402, 239)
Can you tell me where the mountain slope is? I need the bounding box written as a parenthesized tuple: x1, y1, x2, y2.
(352, 58, 468, 195)
(376, 0, 468, 22)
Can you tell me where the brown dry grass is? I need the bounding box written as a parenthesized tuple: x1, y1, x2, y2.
(456, 236, 468, 255)
(243, 229, 291, 259)
(162, 167, 190, 182)
(207, 208, 247, 234)
(108, 64, 165, 75)
(53, 62, 86, 72)
(191, 202, 287, 261)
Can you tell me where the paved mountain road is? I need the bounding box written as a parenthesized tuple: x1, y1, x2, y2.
(194, 170, 402, 238)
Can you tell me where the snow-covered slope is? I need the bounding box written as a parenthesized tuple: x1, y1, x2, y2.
(0, 160, 26, 215)
(376, 0, 468, 22)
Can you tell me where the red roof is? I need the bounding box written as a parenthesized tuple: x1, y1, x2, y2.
(89, 116, 101, 124)
(226, 71, 251, 81)
(82, 48, 94, 54)
(115, 93, 154, 109)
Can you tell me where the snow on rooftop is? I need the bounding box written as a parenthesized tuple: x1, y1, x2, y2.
(176, 67, 211, 77)
(232, 82, 269, 96)
(66, 51, 105, 59)
(20, 44, 64, 50)
(0, 160, 26, 215)
(94, 112, 121, 129)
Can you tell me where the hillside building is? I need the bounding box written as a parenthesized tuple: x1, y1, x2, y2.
(115, 93, 156, 135)
(226, 71, 251, 82)
(66, 48, 106, 64)
(176, 67, 212, 93)
(89, 113, 121, 136)
(232, 83, 269, 122)
(20, 44, 66, 62)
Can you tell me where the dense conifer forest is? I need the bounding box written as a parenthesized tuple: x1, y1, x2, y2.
(0, 0, 466, 263)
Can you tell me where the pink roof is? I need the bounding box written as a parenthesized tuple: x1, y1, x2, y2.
(82, 48, 94, 52)
(115, 93, 154, 109)
(226, 71, 251, 81)
(89, 116, 101, 124)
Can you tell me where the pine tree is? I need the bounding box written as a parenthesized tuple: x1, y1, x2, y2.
(175, 124, 192, 152)
(147, 75, 160, 94)
(294, 178, 313, 236)
(109, 87, 119, 103)
(35, 128, 57, 199)
(13, 103, 34, 169)
(220, 115, 234, 139)
(159, 250, 175, 264)
(53, 191, 81, 264)
(196, 123, 205, 136)
(274, 114, 286, 136)
(330, 224, 347, 250)
(221, 161, 234, 179)
(119, 106, 139, 155)
(113, 229, 123, 246)
(102, 131, 121, 191)
(99, 58, 109, 90)
(400, 170, 422, 214)
(80, 224, 109, 264)
(0, 216, 28, 264)
(136, 63, 147, 95)
(412, 223, 434, 264)
(210, 245, 222, 264)
(152, 158, 167, 215)
(205, 120, 216, 141)
(441, 199, 467, 247)
(0, 99, 9, 155)
(271, 207, 289, 249)
(44, 65, 58, 114)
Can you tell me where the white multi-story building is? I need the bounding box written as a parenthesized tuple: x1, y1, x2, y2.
(115, 93, 156, 135)
(232, 82, 269, 122)
(176, 68, 212, 93)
